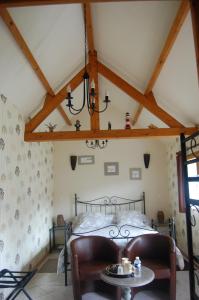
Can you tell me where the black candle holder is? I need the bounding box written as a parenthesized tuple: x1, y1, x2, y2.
(144, 153, 150, 168)
(70, 155, 77, 170)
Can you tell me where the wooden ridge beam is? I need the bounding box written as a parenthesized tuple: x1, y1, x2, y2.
(98, 62, 184, 128)
(0, 7, 72, 126)
(24, 127, 198, 142)
(25, 67, 85, 132)
(145, 0, 190, 95)
(190, 0, 199, 84)
(0, 1, 159, 8)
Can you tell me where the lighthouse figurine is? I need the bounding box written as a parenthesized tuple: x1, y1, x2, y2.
(125, 112, 131, 129)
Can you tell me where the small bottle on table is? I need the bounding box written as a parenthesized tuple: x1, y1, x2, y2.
(133, 256, 142, 278)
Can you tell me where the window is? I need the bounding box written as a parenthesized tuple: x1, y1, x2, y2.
(187, 160, 199, 200)
(176, 151, 199, 213)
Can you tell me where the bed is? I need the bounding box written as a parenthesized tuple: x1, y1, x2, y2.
(57, 192, 183, 285)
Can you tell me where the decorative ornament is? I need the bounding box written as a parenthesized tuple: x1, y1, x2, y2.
(125, 112, 131, 129)
(45, 123, 57, 132)
(74, 120, 81, 131)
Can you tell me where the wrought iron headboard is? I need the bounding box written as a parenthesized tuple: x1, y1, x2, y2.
(74, 192, 146, 216)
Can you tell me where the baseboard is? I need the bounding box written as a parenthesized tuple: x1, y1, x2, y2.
(34, 251, 50, 271)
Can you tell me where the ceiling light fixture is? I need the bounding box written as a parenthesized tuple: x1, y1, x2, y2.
(86, 139, 108, 149)
(65, 5, 110, 115)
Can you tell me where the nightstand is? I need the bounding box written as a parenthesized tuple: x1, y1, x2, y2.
(151, 218, 176, 241)
(49, 222, 72, 252)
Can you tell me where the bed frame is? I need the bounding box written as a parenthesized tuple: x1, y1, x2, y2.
(62, 192, 174, 286)
(63, 192, 153, 285)
(74, 192, 146, 216)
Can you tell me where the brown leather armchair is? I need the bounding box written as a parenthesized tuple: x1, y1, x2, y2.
(70, 236, 121, 300)
(124, 233, 176, 300)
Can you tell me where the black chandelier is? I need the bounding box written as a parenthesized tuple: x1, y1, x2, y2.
(86, 140, 108, 149)
(65, 5, 110, 115)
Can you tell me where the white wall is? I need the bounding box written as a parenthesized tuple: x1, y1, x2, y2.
(54, 138, 171, 221)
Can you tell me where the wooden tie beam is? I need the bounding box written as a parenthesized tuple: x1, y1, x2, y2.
(25, 127, 198, 142)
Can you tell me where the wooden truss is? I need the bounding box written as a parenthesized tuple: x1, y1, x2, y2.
(0, 0, 198, 142)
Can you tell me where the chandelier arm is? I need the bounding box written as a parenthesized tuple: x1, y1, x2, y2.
(68, 106, 83, 115)
(93, 101, 108, 113)
(86, 77, 94, 116)
(68, 78, 87, 114)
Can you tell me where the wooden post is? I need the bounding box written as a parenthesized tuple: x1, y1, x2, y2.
(89, 50, 100, 130)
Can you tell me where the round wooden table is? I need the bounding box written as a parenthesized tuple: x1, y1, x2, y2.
(100, 266, 155, 300)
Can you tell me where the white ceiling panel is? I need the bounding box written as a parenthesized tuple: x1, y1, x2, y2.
(9, 4, 84, 90)
(92, 1, 180, 91)
(154, 13, 199, 126)
(0, 19, 45, 118)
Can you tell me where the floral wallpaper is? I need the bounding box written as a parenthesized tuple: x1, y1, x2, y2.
(0, 94, 54, 299)
(167, 136, 199, 256)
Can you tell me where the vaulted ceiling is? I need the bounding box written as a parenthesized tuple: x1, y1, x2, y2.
(0, 0, 198, 141)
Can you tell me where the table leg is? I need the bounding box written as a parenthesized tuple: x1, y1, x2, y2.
(122, 287, 132, 300)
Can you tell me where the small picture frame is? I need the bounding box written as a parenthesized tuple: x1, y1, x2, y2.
(130, 168, 141, 180)
(104, 162, 119, 176)
(78, 155, 95, 165)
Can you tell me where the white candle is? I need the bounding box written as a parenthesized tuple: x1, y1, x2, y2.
(67, 85, 71, 93)
(91, 79, 95, 89)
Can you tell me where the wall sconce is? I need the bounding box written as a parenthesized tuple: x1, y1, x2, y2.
(143, 153, 150, 168)
(70, 155, 77, 170)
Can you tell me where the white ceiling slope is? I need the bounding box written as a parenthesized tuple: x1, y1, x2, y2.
(0, 1, 198, 131)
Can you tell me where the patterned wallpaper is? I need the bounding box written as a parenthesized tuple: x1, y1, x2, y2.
(167, 137, 199, 256)
(0, 94, 54, 299)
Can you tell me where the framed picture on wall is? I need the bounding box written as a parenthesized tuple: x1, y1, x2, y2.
(104, 162, 119, 176)
(78, 155, 95, 165)
(129, 168, 141, 180)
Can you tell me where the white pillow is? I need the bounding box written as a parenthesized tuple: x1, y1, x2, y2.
(116, 211, 150, 227)
(73, 212, 114, 229)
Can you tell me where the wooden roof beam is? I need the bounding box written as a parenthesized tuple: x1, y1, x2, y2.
(0, 1, 161, 8)
(145, 0, 189, 95)
(117, 0, 189, 126)
(84, 3, 95, 53)
(25, 67, 85, 132)
(98, 62, 184, 128)
(132, 104, 143, 126)
(89, 51, 100, 130)
(190, 0, 199, 84)
(24, 127, 198, 142)
(57, 105, 72, 126)
(82, 4, 99, 130)
(0, 7, 72, 126)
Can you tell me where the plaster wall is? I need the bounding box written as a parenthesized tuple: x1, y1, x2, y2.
(54, 138, 171, 221)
